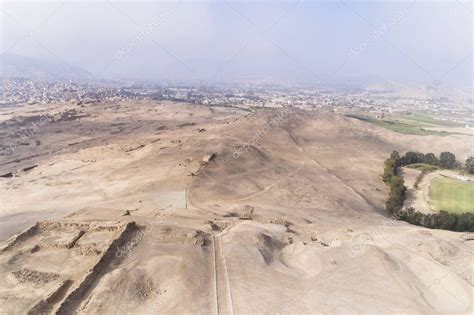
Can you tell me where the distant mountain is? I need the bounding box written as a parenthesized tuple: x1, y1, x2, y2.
(0, 53, 95, 82)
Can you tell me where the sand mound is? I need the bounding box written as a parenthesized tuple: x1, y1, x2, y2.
(279, 243, 323, 278)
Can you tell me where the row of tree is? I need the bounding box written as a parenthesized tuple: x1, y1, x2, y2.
(397, 151, 457, 168)
(383, 151, 474, 232)
(397, 150, 474, 174)
(397, 208, 474, 232)
(382, 152, 406, 215)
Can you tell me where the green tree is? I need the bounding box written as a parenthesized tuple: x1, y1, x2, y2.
(382, 158, 397, 183)
(439, 152, 456, 169)
(385, 176, 406, 214)
(465, 157, 474, 175)
(390, 151, 400, 164)
(397, 207, 422, 226)
(434, 211, 457, 230)
(401, 151, 424, 165)
(456, 212, 474, 232)
(424, 153, 439, 166)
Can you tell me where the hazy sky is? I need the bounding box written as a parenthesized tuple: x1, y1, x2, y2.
(1, 0, 472, 87)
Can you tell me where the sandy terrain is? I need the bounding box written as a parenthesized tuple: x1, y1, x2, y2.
(0, 100, 472, 314)
(401, 167, 430, 214)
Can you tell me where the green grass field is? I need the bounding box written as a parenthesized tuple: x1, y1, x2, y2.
(406, 163, 439, 172)
(398, 113, 465, 128)
(345, 114, 468, 137)
(429, 177, 474, 214)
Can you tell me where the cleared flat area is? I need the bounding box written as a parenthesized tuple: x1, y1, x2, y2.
(429, 177, 474, 214)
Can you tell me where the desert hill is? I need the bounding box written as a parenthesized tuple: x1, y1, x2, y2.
(0, 101, 472, 314)
(0, 53, 95, 82)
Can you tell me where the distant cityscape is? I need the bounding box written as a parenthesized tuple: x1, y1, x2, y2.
(1, 77, 473, 126)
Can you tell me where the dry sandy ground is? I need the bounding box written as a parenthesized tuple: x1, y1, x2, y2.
(0, 100, 472, 314)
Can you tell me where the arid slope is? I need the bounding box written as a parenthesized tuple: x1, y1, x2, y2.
(0, 101, 472, 314)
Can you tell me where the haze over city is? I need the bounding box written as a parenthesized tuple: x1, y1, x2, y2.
(1, 0, 472, 86)
(0, 1, 473, 315)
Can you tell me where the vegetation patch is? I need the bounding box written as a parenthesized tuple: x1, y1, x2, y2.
(397, 112, 465, 128)
(406, 163, 439, 172)
(383, 150, 474, 232)
(397, 208, 474, 232)
(429, 177, 474, 214)
(407, 164, 439, 189)
(346, 114, 467, 136)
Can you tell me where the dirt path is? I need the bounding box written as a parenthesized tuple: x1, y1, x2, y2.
(213, 235, 234, 315)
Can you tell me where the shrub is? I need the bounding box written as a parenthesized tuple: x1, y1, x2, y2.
(424, 153, 439, 165)
(400, 151, 424, 166)
(396, 209, 473, 232)
(456, 213, 474, 232)
(465, 157, 474, 175)
(382, 152, 406, 215)
(439, 152, 456, 169)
